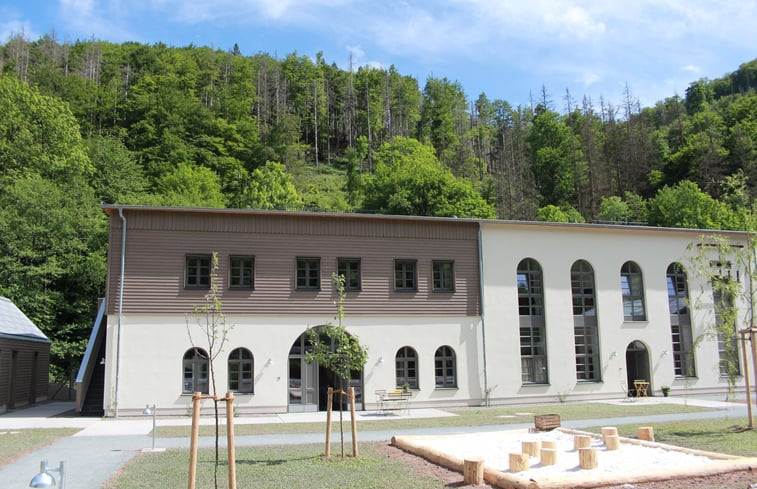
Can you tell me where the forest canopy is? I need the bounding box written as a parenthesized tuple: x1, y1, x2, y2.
(1, 33, 756, 384)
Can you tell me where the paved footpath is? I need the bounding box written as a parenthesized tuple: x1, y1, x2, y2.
(0, 397, 748, 489)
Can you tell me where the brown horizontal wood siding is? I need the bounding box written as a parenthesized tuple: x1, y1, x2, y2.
(0, 339, 50, 409)
(106, 209, 480, 317)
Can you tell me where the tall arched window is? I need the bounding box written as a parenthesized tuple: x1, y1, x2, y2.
(183, 348, 209, 394)
(621, 261, 646, 321)
(571, 260, 600, 381)
(228, 348, 254, 393)
(395, 346, 418, 389)
(667, 263, 695, 377)
(434, 346, 457, 388)
(517, 258, 547, 383)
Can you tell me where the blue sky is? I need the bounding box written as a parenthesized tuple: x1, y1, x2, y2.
(2, 1, 756, 109)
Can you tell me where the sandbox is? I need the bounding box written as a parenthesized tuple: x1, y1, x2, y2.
(391, 428, 757, 489)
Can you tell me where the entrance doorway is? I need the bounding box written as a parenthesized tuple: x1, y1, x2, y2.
(287, 330, 364, 412)
(625, 340, 651, 396)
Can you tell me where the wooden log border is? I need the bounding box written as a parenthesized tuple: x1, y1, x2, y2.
(390, 428, 757, 489)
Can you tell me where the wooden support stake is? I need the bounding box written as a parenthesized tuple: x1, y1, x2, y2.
(521, 440, 541, 457)
(325, 387, 333, 459)
(637, 426, 655, 442)
(601, 426, 618, 443)
(540, 448, 558, 466)
(579, 447, 598, 469)
(509, 452, 530, 472)
(463, 458, 485, 485)
(605, 434, 620, 450)
(349, 386, 358, 458)
(187, 392, 201, 489)
(573, 434, 591, 450)
(225, 391, 236, 489)
(541, 439, 557, 450)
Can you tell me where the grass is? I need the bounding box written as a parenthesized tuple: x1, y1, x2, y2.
(0, 428, 80, 467)
(104, 443, 446, 489)
(155, 402, 710, 438)
(584, 417, 757, 457)
(106, 416, 757, 488)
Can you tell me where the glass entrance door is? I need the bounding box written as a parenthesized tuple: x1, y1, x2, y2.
(288, 356, 318, 412)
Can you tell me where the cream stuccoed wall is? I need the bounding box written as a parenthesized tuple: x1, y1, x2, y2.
(104, 314, 483, 416)
(480, 222, 744, 403)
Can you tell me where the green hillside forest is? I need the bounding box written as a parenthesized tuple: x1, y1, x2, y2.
(1, 33, 755, 384)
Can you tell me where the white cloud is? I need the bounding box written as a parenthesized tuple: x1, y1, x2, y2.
(682, 64, 701, 74)
(0, 19, 36, 42)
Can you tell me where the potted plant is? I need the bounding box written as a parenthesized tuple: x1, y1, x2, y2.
(402, 382, 411, 393)
(661, 385, 670, 397)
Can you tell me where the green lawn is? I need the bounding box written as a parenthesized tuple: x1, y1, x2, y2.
(156, 401, 710, 437)
(104, 443, 447, 489)
(584, 417, 757, 457)
(0, 428, 80, 467)
(106, 417, 756, 488)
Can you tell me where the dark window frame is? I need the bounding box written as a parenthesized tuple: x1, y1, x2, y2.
(228, 347, 254, 393)
(667, 262, 696, 378)
(621, 261, 646, 321)
(432, 260, 455, 292)
(395, 346, 418, 389)
(571, 260, 600, 382)
(185, 255, 211, 289)
(296, 257, 321, 290)
(182, 348, 209, 394)
(434, 345, 457, 388)
(229, 255, 255, 290)
(394, 259, 418, 292)
(337, 258, 362, 291)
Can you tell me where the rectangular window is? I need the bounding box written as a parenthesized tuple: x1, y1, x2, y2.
(337, 258, 361, 291)
(229, 256, 254, 289)
(433, 260, 455, 292)
(185, 255, 211, 289)
(296, 257, 320, 290)
(394, 259, 417, 291)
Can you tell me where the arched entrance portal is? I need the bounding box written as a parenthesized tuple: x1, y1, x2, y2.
(287, 330, 364, 412)
(625, 340, 651, 396)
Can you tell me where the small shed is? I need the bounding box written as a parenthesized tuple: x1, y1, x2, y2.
(0, 297, 51, 413)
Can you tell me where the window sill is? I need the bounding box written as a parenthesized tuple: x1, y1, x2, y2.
(434, 386, 458, 390)
(622, 320, 649, 325)
(520, 383, 549, 387)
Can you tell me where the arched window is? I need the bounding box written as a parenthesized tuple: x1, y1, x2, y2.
(621, 261, 646, 321)
(667, 263, 695, 377)
(434, 346, 457, 388)
(228, 348, 254, 393)
(517, 258, 547, 383)
(571, 260, 600, 381)
(182, 348, 209, 394)
(395, 347, 418, 389)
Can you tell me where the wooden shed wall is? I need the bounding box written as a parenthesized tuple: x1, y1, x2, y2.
(0, 338, 50, 412)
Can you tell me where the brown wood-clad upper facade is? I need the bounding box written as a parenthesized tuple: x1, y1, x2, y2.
(105, 207, 481, 316)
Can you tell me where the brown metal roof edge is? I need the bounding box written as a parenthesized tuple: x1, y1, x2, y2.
(100, 204, 750, 238)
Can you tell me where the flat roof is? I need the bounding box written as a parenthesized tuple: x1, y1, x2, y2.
(101, 204, 749, 238)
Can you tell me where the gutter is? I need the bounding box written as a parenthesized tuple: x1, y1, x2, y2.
(478, 222, 490, 406)
(115, 207, 127, 418)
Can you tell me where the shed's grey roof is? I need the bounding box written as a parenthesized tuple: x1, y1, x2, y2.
(0, 297, 50, 342)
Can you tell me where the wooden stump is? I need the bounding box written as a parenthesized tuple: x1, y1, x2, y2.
(540, 448, 558, 465)
(601, 426, 618, 443)
(605, 435, 620, 450)
(573, 434, 591, 450)
(638, 426, 655, 442)
(464, 458, 485, 485)
(522, 440, 541, 457)
(541, 439, 558, 450)
(579, 447, 598, 469)
(509, 452, 530, 472)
